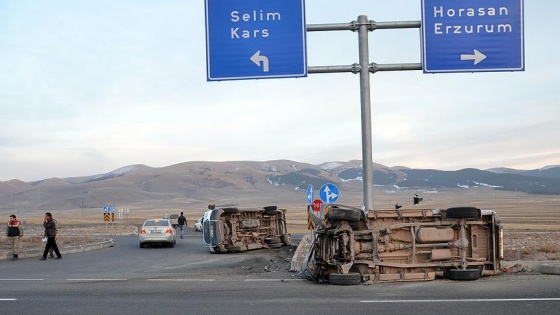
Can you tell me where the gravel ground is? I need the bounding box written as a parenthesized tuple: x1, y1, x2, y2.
(0, 224, 136, 251)
(503, 231, 560, 261)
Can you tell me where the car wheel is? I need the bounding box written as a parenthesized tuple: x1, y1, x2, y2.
(446, 207, 481, 219)
(263, 206, 278, 216)
(227, 246, 242, 252)
(280, 234, 291, 246)
(447, 268, 481, 281)
(139, 243, 145, 248)
(170, 241, 175, 248)
(328, 273, 362, 285)
(212, 244, 227, 254)
(263, 209, 278, 216)
(223, 207, 239, 213)
(327, 207, 361, 222)
(266, 237, 281, 244)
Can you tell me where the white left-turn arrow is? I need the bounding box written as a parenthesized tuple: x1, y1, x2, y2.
(250, 50, 269, 72)
(461, 49, 487, 65)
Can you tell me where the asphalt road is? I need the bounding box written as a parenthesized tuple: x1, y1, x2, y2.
(1, 233, 559, 315)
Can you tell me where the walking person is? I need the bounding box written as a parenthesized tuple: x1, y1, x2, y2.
(178, 212, 187, 239)
(48, 218, 57, 258)
(41, 212, 61, 260)
(7, 214, 23, 261)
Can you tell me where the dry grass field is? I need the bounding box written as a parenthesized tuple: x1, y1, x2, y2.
(0, 188, 560, 261)
(2, 187, 559, 261)
(7, 187, 559, 232)
(284, 188, 560, 233)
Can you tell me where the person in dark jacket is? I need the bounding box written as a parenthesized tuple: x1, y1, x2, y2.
(48, 218, 57, 258)
(41, 212, 61, 260)
(177, 212, 187, 239)
(7, 214, 23, 261)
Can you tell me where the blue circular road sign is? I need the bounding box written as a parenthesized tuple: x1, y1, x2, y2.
(319, 183, 339, 204)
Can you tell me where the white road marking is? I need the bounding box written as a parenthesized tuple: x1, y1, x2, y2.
(243, 279, 306, 282)
(67, 279, 127, 281)
(0, 279, 44, 281)
(147, 279, 216, 282)
(361, 298, 560, 303)
(0, 299, 17, 301)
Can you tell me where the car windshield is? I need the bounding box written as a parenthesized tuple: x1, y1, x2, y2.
(144, 220, 170, 227)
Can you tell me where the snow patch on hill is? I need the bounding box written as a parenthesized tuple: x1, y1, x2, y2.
(261, 164, 278, 172)
(88, 165, 138, 182)
(320, 162, 343, 171)
(472, 181, 503, 188)
(340, 176, 362, 182)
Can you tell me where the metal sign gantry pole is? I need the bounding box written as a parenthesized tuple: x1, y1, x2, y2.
(307, 16, 422, 212)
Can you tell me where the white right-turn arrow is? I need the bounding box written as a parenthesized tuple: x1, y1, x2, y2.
(323, 186, 338, 203)
(461, 49, 487, 65)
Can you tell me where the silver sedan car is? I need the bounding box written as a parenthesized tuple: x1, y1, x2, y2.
(139, 219, 177, 248)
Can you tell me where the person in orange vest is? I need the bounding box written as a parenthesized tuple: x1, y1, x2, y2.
(6, 214, 23, 261)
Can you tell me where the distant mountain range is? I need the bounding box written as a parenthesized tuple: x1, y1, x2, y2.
(1, 160, 559, 211)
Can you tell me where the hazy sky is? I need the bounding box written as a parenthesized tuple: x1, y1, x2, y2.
(1, 1, 558, 182)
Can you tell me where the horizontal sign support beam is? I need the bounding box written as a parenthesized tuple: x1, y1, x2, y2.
(309, 63, 422, 74)
(374, 21, 421, 30)
(307, 23, 357, 32)
(372, 63, 422, 72)
(308, 64, 360, 74)
(307, 21, 420, 32)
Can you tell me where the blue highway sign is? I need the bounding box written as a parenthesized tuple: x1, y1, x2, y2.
(421, 0, 524, 73)
(319, 183, 339, 204)
(306, 184, 314, 204)
(205, 0, 307, 81)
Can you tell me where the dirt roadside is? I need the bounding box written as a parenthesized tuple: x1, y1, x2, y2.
(0, 224, 136, 260)
(503, 231, 560, 261)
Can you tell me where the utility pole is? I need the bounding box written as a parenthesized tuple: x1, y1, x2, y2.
(308, 17, 421, 212)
